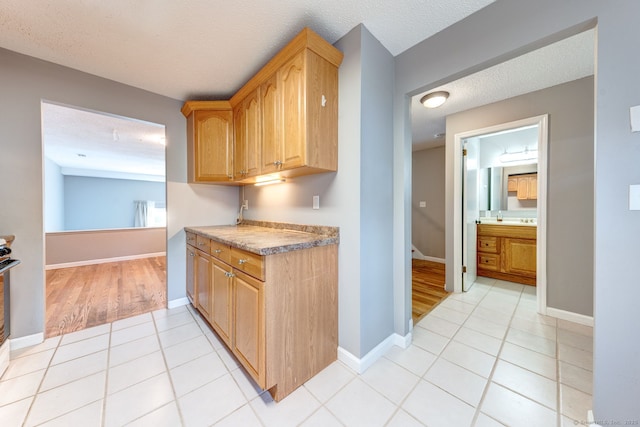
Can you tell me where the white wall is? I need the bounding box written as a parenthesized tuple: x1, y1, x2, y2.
(446, 77, 594, 316)
(242, 25, 395, 359)
(394, 0, 640, 420)
(44, 157, 64, 232)
(0, 47, 238, 338)
(64, 176, 165, 230)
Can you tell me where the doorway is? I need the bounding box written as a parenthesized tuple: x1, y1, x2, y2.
(454, 115, 549, 313)
(42, 101, 168, 337)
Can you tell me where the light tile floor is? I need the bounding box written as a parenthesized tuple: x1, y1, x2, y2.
(0, 277, 593, 426)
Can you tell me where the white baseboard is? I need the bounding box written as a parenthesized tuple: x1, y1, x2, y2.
(46, 252, 166, 270)
(410, 246, 445, 263)
(168, 297, 190, 309)
(547, 307, 594, 327)
(10, 332, 44, 351)
(338, 331, 412, 374)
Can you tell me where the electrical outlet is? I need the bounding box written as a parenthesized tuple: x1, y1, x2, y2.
(242, 200, 249, 210)
(313, 195, 320, 210)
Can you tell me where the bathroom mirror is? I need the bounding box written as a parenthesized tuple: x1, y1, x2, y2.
(479, 167, 505, 211)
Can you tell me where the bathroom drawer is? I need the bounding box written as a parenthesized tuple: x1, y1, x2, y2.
(478, 254, 500, 271)
(477, 237, 498, 254)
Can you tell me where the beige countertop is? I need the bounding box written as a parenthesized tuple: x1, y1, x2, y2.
(185, 220, 339, 255)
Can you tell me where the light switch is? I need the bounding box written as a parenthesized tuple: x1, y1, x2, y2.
(313, 195, 320, 210)
(630, 185, 640, 210)
(419, 201, 426, 208)
(630, 105, 640, 132)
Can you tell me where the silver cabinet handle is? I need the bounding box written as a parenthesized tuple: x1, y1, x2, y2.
(189, 252, 195, 257)
(214, 249, 222, 254)
(273, 160, 282, 167)
(198, 242, 207, 246)
(238, 259, 248, 265)
(225, 271, 235, 278)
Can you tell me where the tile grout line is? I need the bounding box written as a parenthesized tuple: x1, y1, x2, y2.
(469, 280, 526, 426)
(101, 322, 113, 427)
(19, 335, 63, 426)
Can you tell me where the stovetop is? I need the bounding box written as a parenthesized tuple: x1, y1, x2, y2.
(0, 258, 20, 274)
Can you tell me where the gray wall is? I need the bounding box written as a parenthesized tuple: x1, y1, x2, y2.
(394, 0, 640, 420)
(242, 25, 395, 358)
(446, 77, 594, 316)
(46, 228, 166, 266)
(0, 47, 238, 339)
(44, 157, 65, 232)
(412, 146, 445, 259)
(64, 176, 165, 230)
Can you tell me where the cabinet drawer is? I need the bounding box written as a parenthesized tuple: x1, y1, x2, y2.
(196, 235, 211, 253)
(477, 237, 498, 253)
(230, 247, 265, 281)
(186, 232, 197, 247)
(478, 254, 500, 271)
(210, 240, 231, 264)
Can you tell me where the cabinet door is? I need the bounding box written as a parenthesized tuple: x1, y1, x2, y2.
(516, 177, 529, 200)
(192, 110, 233, 182)
(233, 103, 246, 180)
(503, 238, 537, 278)
(508, 177, 518, 192)
(233, 270, 265, 387)
(260, 74, 281, 174)
(279, 52, 306, 170)
(528, 175, 538, 199)
(233, 92, 261, 179)
(211, 259, 233, 345)
(244, 91, 261, 178)
(196, 251, 213, 320)
(186, 246, 197, 306)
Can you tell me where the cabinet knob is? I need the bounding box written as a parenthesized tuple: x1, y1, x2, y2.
(225, 271, 235, 278)
(189, 252, 195, 257)
(198, 242, 207, 247)
(238, 259, 248, 265)
(214, 249, 222, 254)
(273, 160, 282, 167)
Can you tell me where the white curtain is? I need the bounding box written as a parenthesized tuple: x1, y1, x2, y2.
(134, 200, 151, 227)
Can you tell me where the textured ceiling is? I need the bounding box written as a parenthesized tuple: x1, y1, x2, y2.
(2, 0, 594, 178)
(0, 0, 494, 100)
(412, 28, 595, 150)
(42, 102, 166, 181)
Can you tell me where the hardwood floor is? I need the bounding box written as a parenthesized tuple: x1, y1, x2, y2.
(46, 256, 166, 338)
(412, 258, 448, 323)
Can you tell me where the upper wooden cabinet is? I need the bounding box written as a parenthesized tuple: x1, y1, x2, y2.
(233, 90, 261, 180)
(508, 173, 538, 200)
(182, 28, 342, 185)
(182, 101, 235, 184)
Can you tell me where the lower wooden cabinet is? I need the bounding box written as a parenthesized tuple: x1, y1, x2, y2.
(211, 258, 233, 346)
(477, 224, 537, 285)
(196, 252, 213, 320)
(186, 245, 197, 306)
(232, 270, 265, 386)
(185, 233, 337, 401)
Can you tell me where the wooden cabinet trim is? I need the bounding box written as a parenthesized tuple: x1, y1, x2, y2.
(230, 28, 343, 107)
(181, 100, 232, 117)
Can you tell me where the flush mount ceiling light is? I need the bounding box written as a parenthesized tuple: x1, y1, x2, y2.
(420, 91, 449, 108)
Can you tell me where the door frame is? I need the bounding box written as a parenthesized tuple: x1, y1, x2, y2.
(452, 114, 549, 315)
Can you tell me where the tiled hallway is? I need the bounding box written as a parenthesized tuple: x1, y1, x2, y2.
(0, 278, 593, 426)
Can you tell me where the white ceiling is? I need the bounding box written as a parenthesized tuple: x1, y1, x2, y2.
(0, 0, 494, 100)
(2, 1, 594, 177)
(412, 28, 595, 150)
(42, 102, 166, 181)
